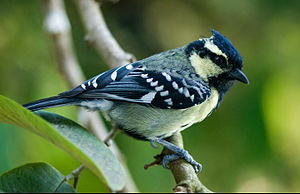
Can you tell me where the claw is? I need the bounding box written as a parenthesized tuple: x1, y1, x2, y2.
(162, 160, 169, 170)
(192, 162, 202, 173)
(162, 154, 179, 169)
(152, 138, 203, 173)
(162, 153, 202, 173)
(179, 150, 202, 173)
(150, 141, 159, 149)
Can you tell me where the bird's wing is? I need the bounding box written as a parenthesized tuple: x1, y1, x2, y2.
(59, 62, 142, 97)
(59, 63, 211, 109)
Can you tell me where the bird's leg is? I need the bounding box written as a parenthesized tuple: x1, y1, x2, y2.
(104, 124, 119, 146)
(153, 139, 202, 173)
(54, 164, 85, 192)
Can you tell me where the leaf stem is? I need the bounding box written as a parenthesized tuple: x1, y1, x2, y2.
(54, 164, 85, 193)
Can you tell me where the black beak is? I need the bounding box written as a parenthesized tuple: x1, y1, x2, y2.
(228, 69, 249, 84)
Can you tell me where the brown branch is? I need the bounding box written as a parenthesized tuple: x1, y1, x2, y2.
(145, 133, 213, 193)
(73, 0, 135, 68)
(72, 1, 138, 192)
(43, 0, 84, 86)
(41, 0, 137, 192)
(165, 133, 213, 193)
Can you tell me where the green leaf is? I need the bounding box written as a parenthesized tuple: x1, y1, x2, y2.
(0, 95, 125, 191)
(0, 162, 75, 193)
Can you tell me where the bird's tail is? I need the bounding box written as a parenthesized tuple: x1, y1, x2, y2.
(23, 96, 80, 111)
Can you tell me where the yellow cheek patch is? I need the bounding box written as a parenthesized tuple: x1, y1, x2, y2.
(189, 52, 224, 81)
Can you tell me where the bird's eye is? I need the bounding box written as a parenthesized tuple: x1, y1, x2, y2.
(214, 55, 227, 68)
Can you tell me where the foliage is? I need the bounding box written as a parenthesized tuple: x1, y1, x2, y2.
(0, 163, 75, 193)
(0, 95, 125, 191)
(1, 0, 300, 192)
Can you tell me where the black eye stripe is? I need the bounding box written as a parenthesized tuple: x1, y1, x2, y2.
(198, 48, 228, 68)
(214, 55, 227, 68)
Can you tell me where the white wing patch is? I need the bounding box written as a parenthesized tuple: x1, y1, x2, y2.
(126, 64, 133, 70)
(164, 98, 173, 106)
(183, 87, 190, 98)
(162, 72, 172, 81)
(92, 75, 101, 88)
(172, 81, 178, 89)
(111, 71, 117, 81)
(160, 90, 169, 97)
(178, 87, 183, 93)
(141, 74, 148, 78)
(140, 92, 157, 102)
(146, 78, 153, 83)
(150, 81, 158, 87)
(80, 99, 113, 111)
(155, 85, 164, 91)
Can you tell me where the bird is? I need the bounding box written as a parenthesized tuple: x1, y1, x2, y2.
(24, 29, 248, 173)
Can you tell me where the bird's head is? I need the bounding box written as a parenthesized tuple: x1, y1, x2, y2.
(185, 29, 248, 92)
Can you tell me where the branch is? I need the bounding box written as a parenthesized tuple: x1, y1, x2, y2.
(165, 133, 213, 193)
(43, 0, 84, 86)
(73, 0, 135, 68)
(41, 0, 137, 192)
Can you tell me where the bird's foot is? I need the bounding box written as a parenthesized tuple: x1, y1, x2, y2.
(161, 150, 202, 173)
(104, 124, 119, 146)
(153, 139, 202, 173)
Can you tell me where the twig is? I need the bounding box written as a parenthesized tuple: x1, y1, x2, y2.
(41, 0, 137, 192)
(73, 1, 138, 192)
(73, 0, 135, 68)
(144, 154, 163, 170)
(54, 164, 85, 193)
(42, 0, 101, 136)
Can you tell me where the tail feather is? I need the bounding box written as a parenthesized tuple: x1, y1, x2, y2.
(23, 96, 80, 111)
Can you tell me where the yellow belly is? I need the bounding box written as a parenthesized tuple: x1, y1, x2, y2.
(107, 88, 219, 140)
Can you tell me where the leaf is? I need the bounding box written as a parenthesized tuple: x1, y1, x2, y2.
(0, 95, 125, 191)
(0, 162, 75, 193)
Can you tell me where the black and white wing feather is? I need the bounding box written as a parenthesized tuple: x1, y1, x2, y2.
(59, 62, 140, 97)
(59, 62, 211, 109)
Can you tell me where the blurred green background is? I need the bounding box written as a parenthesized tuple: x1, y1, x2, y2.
(1, 0, 300, 192)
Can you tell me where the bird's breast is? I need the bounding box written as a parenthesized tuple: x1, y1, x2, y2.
(105, 88, 219, 140)
(183, 87, 219, 125)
